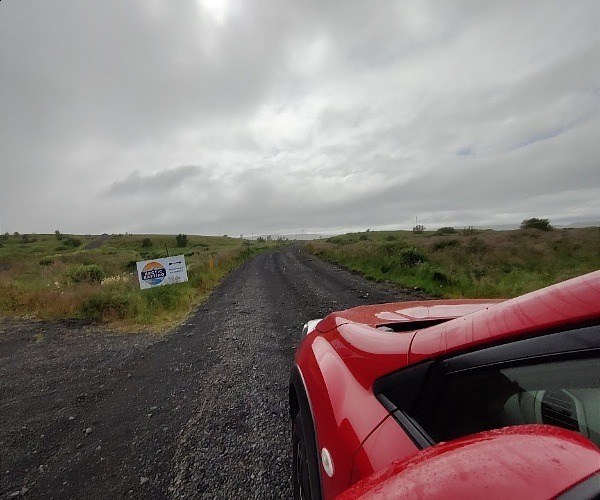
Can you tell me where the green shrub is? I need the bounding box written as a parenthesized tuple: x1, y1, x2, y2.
(380, 241, 406, 257)
(385, 235, 397, 241)
(70, 264, 106, 283)
(432, 270, 452, 285)
(256, 237, 266, 243)
(359, 234, 369, 241)
(64, 237, 82, 247)
(143, 284, 186, 311)
(176, 234, 188, 247)
(79, 292, 132, 320)
(436, 227, 456, 235)
(380, 263, 393, 274)
(466, 237, 487, 254)
(521, 218, 553, 231)
(400, 248, 428, 267)
(141, 238, 153, 248)
(39, 257, 53, 266)
(432, 239, 460, 251)
(124, 260, 137, 272)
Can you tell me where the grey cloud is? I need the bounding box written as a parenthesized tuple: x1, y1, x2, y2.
(107, 165, 203, 196)
(1, 0, 598, 235)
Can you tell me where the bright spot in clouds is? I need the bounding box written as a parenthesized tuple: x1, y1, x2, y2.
(199, 0, 229, 24)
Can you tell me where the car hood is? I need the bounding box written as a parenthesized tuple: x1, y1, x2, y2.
(316, 299, 503, 332)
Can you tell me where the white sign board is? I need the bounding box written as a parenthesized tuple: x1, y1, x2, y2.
(136, 255, 188, 290)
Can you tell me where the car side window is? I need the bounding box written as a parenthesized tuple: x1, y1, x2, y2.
(414, 356, 600, 446)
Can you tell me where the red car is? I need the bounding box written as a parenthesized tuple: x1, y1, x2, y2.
(289, 271, 600, 499)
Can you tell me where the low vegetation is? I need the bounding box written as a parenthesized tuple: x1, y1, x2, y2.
(306, 226, 599, 298)
(0, 233, 281, 331)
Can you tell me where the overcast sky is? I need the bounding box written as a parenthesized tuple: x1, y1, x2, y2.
(1, 0, 598, 236)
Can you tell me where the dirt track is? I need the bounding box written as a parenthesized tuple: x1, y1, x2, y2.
(0, 246, 426, 499)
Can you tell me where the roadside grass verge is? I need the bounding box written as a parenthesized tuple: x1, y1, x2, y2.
(0, 233, 281, 331)
(306, 227, 599, 298)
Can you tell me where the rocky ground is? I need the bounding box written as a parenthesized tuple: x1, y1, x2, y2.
(0, 245, 426, 499)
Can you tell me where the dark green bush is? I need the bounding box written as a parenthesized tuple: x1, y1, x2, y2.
(520, 218, 553, 231)
(432, 239, 460, 251)
(70, 264, 105, 283)
(432, 270, 452, 285)
(176, 234, 188, 247)
(64, 237, 82, 247)
(466, 237, 487, 255)
(400, 248, 428, 267)
(79, 293, 130, 320)
(141, 238, 153, 248)
(39, 257, 53, 266)
(380, 263, 393, 274)
(144, 284, 186, 310)
(379, 241, 406, 257)
(436, 227, 456, 235)
(124, 260, 137, 272)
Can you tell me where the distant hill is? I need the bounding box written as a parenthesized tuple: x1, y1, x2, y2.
(554, 221, 599, 228)
(252, 233, 328, 241)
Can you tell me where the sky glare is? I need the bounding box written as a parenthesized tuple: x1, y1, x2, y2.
(0, 0, 598, 235)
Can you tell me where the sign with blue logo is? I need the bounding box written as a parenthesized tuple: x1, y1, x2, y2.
(136, 255, 188, 290)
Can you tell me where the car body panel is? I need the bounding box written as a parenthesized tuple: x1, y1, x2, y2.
(292, 271, 600, 498)
(410, 270, 600, 365)
(315, 299, 502, 332)
(294, 331, 411, 497)
(338, 425, 600, 500)
(349, 414, 418, 486)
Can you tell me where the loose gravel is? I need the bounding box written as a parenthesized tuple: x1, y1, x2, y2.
(0, 245, 426, 499)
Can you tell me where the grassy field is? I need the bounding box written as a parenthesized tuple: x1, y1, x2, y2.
(306, 227, 599, 298)
(0, 233, 280, 331)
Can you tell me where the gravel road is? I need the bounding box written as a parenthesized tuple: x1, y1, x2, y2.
(1, 245, 427, 499)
